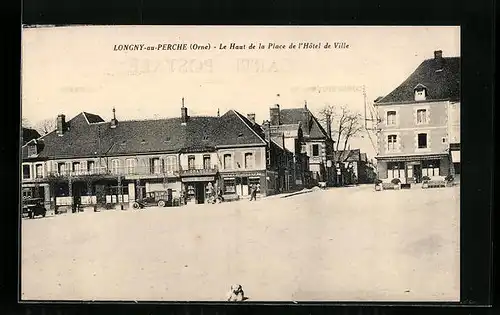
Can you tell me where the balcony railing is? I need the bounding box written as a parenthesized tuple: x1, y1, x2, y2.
(46, 166, 181, 178)
(180, 164, 218, 176)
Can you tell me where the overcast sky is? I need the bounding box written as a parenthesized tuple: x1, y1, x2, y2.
(21, 26, 460, 159)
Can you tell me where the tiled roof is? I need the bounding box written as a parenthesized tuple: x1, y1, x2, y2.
(213, 110, 266, 147)
(280, 108, 330, 140)
(34, 109, 267, 160)
(22, 127, 41, 145)
(333, 149, 362, 162)
(376, 56, 460, 104)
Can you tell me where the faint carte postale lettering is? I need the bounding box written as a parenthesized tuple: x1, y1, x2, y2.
(60, 86, 96, 93)
(236, 59, 291, 73)
(291, 85, 364, 94)
(128, 58, 213, 75)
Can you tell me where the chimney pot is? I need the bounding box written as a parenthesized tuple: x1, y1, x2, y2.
(434, 50, 443, 59)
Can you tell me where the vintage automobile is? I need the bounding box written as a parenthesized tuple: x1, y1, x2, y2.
(22, 197, 47, 219)
(132, 190, 172, 209)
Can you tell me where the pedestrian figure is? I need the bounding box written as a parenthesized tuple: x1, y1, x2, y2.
(249, 184, 257, 201)
(207, 182, 214, 203)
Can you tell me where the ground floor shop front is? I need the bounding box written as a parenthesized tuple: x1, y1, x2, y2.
(376, 153, 451, 184)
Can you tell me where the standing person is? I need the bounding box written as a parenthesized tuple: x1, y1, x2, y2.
(249, 184, 257, 201)
(207, 182, 214, 204)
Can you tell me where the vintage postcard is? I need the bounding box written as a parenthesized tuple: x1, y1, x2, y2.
(21, 25, 460, 302)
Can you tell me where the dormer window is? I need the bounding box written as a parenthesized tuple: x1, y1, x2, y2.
(27, 144, 37, 157)
(414, 83, 427, 101)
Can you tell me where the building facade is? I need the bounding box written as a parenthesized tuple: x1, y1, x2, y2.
(374, 50, 460, 183)
(21, 102, 299, 212)
(268, 103, 335, 186)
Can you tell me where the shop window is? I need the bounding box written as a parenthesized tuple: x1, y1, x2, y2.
(418, 133, 428, 149)
(387, 162, 405, 179)
(22, 165, 31, 179)
(422, 160, 440, 177)
(224, 179, 236, 193)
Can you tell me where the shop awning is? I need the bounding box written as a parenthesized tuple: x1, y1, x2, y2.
(451, 151, 460, 163)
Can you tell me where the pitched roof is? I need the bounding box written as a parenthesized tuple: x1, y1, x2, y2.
(213, 110, 266, 147)
(279, 108, 331, 140)
(22, 127, 41, 145)
(333, 149, 362, 162)
(34, 109, 267, 159)
(376, 56, 460, 104)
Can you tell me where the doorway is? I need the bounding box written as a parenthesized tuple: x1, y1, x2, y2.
(195, 182, 205, 204)
(413, 164, 422, 183)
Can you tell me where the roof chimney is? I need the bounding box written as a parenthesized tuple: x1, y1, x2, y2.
(56, 114, 67, 136)
(110, 107, 118, 128)
(303, 106, 310, 132)
(304, 100, 308, 109)
(247, 113, 256, 124)
(270, 104, 280, 126)
(434, 50, 444, 71)
(181, 97, 188, 125)
(326, 113, 332, 139)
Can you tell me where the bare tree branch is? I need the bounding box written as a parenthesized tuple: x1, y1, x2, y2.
(22, 117, 31, 128)
(34, 118, 57, 135)
(316, 104, 364, 163)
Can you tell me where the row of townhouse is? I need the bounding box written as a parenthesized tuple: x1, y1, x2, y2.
(21, 100, 332, 211)
(374, 50, 461, 183)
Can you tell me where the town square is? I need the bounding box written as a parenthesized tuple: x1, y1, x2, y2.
(21, 26, 460, 302)
(22, 184, 459, 301)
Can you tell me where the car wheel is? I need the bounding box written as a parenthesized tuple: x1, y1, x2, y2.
(133, 202, 141, 209)
(158, 200, 166, 207)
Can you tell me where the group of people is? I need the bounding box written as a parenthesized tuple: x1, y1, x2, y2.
(206, 182, 224, 204)
(204, 182, 260, 203)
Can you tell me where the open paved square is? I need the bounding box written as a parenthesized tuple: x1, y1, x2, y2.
(21, 185, 460, 302)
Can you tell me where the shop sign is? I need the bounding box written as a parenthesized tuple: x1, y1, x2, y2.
(182, 176, 215, 183)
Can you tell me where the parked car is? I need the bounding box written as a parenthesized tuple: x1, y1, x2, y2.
(22, 197, 47, 219)
(132, 190, 172, 209)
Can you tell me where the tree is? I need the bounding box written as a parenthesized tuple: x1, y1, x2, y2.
(318, 104, 364, 163)
(34, 118, 56, 135)
(22, 117, 31, 128)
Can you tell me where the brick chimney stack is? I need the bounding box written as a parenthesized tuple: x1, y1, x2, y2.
(434, 50, 444, 70)
(181, 97, 188, 125)
(56, 114, 66, 136)
(269, 104, 281, 126)
(326, 113, 332, 139)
